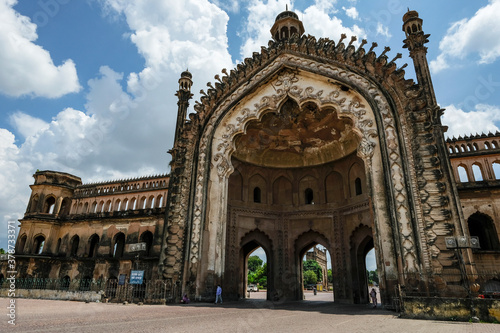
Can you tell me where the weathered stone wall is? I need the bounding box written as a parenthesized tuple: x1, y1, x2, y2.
(403, 297, 500, 322)
(0, 289, 101, 302)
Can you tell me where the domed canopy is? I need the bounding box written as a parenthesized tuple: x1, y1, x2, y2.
(275, 10, 299, 22)
(270, 9, 305, 41)
(180, 70, 192, 79)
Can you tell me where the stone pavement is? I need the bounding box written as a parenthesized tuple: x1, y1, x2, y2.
(1, 296, 498, 333)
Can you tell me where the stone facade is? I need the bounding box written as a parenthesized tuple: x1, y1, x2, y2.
(305, 247, 328, 289)
(1, 170, 168, 284)
(3, 9, 500, 314)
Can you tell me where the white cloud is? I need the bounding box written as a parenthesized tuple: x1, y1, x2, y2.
(431, 0, 500, 73)
(442, 104, 500, 138)
(376, 23, 391, 38)
(240, 0, 365, 59)
(9, 112, 49, 139)
(0, 0, 80, 98)
(343, 6, 359, 20)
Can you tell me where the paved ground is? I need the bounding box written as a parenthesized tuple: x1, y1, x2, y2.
(1, 295, 497, 333)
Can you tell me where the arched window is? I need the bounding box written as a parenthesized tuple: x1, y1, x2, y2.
(473, 143, 479, 151)
(253, 187, 261, 203)
(91, 201, 97, 213)
(355, 178, 362, 196)
(460, 145, 466, 152)
(131, 198, 137, 210)
(70, 235, 80, 257)
(305, 188, 314, 204)
(140, 231, 154, 256)
(60, 275, 71, 290)
(467, 144, 472, 152)
(493, 141, 498, 149)
(157, 195, 163, 208)
(140, 196, 147, 209)
(44, 196, 56, 214)
(149, 196, 155, 208)
(82, 202, 89, 214)
(106, 200, 112, 212)
(448, 147, 454, 154)
(33, 235, 45, 254)
(113, 233, 125, 258)
(457, 165, 469, 182)
(468, 213, 500, 251)
(493, 162, 500, 180)
(60, 198, 71, 216)
(88, 234, 99, 258)
(115, 200, 122, 211)
(472, 164, 483, 181)
(485, 142, 491, 150)
(17, 234, 27, 254)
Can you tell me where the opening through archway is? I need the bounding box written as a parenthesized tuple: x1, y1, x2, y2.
(301, 244, 332, 301)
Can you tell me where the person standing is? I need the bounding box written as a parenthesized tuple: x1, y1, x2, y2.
(370, 288, 377, 308)
(215, 285, 222, 304)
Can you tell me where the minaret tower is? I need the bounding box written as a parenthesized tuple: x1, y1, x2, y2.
(402, 10, 437, 107)
(173, 70, 193, 146)
(270, 6, 305, 41)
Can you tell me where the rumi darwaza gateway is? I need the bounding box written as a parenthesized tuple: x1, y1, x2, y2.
(3, 8, 500, 320)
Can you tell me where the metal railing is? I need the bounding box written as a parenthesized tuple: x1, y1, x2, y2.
(0, 277, 176, 303)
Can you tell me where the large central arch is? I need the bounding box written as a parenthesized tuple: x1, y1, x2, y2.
(184, 55, 423, 303)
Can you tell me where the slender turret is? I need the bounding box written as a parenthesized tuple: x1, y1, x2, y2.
(270, 6, 305, 41)
(403, 10, 437, 107)
(173, 70, 193, 146)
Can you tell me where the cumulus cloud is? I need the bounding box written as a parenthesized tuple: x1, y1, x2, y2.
(430, 0, 500, 73)
(0, 0, 80, 98)
(240, 0, 365, 59)
(442, 104, 500, 138)
(343, 6, 359, 20)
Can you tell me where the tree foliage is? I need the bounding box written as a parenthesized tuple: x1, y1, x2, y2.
(303, 270, 318, 285)
(303, 259, 322, 281)
(248, 255, 263, 273)
(367, 270, 379, 285)
(248, 256, 267, 288)
(327, 269, 333, 283)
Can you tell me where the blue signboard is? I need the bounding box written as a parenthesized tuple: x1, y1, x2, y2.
(118, 274, 127, 286)
(130, 270, 144, 284)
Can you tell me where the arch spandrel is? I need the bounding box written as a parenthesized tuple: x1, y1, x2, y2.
(190, 56, 424, 283)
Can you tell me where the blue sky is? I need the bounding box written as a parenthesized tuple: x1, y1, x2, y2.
(1, 0, 500, 267)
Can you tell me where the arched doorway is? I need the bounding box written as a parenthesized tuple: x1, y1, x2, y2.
(301, 244, 332, 301)
(350, 224, 376, 304)
(169, 56, 426, 306)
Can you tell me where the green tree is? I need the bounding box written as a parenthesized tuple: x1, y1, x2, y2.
(303, 270, 318, 286)
(327, 269, 333, 284)
(248, 255, 263, 273)
(0, 248, 5, 254)
(367, 270, 379, 284)
(303, 259, 322, 281)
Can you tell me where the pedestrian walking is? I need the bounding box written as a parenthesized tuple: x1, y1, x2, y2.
(215, 285, 222, 304)
(370, 288, 377, 308)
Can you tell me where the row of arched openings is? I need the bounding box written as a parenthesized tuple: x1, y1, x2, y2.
(251, 180, 362, 204)
(448, 140, 498, 154)
(73, 195, 164, 214)
(16, 231, 154, 257)
(457, 162, 500, 182)
(29, 195, 71, 215)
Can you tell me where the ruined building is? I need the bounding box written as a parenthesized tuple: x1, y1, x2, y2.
(3, 9, 500, 318)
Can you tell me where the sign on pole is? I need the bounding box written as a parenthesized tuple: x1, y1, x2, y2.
(130, 270, 144, 284)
